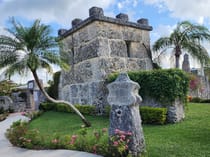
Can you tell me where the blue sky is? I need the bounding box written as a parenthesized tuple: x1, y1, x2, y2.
(0, 0, 210, 83)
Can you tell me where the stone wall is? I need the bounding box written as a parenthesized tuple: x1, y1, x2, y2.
(58, 7, 153, 112)
(0, 96, 13, 111)
(11, 92, 27, 112)
(61, 21, 151, 65)
(142, 97, 185, 123)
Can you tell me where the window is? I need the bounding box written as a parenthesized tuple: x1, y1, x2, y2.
(125, 41, 131, 57)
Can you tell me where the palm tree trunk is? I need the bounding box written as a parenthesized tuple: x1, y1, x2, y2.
(175, 46, 181, 68)
(31, 71, 91, 127)
(175, 54, 180, 68)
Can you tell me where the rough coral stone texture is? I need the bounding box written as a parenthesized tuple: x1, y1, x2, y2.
(58, 10, 153, 113)
(107, 73, 145, 156)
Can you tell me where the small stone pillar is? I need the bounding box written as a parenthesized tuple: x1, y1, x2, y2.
(71, 18, 83, 27)
(107, 73, 145, 156)
(116, 13, 129, 22)
(58, 29, 67, 36)
(137, 18, 149, 25)
(89, 6, 104, 17)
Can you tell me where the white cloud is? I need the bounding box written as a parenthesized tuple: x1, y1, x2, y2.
(117, 0, 139, 9)
(0, 0, 116, 84)
(143, 0, 210, 24)
(116, 0, 140, 21)
(0, 0, 115, 27)
(151, 24, 175, 44)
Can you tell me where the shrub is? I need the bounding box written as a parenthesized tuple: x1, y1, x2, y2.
(140, 107, 167, 125)
(0, 107, 4, 114)
(6, 120, 29, 147)
(190, 97, 202, 103)
(39, 102, 57, 111)
(189, 74, 203, 92)
(39, 102, 96, 115)
(189, 98, 210, 103)
(6, 122, 128, 157)
(104, 105, 167, 125)
(21, 111, 43, 121)
(0, 112, 9, 121)
(56, 103, 71, 112)
(200, 99, 210, 103)
(104, 105, 111, 117)
(109, 129, 132, 157)
(47, 71, 61, 99)
(107, 69, 189, 105)
(6, 120, 46, 149)
(74, 105, 96, 115)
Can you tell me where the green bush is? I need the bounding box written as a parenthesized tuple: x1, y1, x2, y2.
(104, 105, 111, 117)
(140, 106, 167, 125)
(56, 103, 71, 112)
(39, 102, 57, 111)
(107, 69, 189, 106)
(0, 107, 4, 114)
(189, 98, 210, 103)
(104, 105, 167, 125)
(190, 97, 202, 103)
(0, 112, 9, 121)
(6, 121, 131, 157)
(39, 102, 96, 115)
(47, 71, 61, 99)
(200, 99, 210, 103)
(6, 120, 29, 147)
(74, 105, 96, 115)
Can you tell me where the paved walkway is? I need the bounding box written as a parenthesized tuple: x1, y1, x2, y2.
(0, 113, 102, 157)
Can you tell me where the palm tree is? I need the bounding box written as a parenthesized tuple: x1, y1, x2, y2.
(153, 21, 210, 68)
(0, 18, 91, 127)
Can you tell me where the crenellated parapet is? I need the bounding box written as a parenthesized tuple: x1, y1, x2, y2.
(58, 7, 152, 37)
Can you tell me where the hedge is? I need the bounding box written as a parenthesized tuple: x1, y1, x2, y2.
(140, 106, 167, 125)
(104, 105, 167, 125)
(39, 102, 96, 115)
(40, 103, 167, 125)
(190, 97, 210, 103)
(107, 69, 189, 105)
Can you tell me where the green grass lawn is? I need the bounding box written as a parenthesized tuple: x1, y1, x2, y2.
(29, 103, 210, 157)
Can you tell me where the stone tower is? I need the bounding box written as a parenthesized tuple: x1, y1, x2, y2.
(58, 7, 153, 113)
(182, 54, 190, 73)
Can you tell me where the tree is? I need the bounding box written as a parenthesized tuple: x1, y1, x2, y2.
(0, 18, 91, 127)
(47, 71, 61, 99)
(153, 21, 210, 68)
(0, 80, 17, 96)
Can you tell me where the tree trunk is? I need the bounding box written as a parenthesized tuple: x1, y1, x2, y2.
(175, 54, 180, 68)
(31, 71, 91, 127)
(175, 46, 181, 68)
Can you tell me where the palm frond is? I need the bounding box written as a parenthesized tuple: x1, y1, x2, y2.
(41, 51, 69, 71)
(152, 37, 173, 52)
(3, 57, 29, 78)
(182, 41, 209, 65)
(179, 21, 210, 43)
(39, 59, 53, 74)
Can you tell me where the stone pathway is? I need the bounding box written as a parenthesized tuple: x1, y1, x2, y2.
(0, 113, 102, 157)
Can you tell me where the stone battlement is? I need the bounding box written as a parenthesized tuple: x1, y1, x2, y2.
(58, 6, 152, 37)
